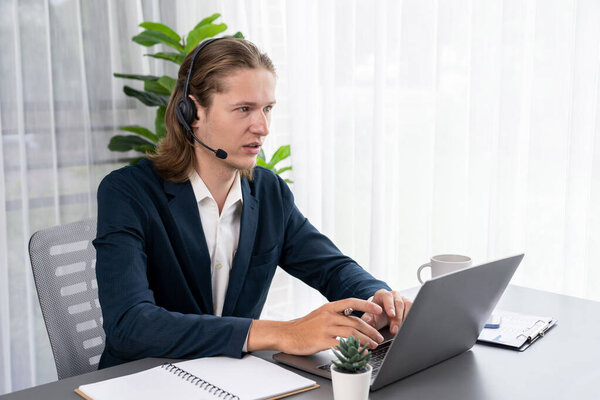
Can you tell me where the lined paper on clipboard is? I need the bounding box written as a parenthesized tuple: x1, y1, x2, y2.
(477, 310, 557, 351)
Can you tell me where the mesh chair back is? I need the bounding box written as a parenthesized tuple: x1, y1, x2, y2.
(29, 218, 104, 379)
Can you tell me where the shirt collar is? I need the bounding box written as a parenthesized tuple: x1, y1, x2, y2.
(189, 170, 243, 209)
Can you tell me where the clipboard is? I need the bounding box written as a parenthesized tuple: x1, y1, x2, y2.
(477, 310, 557, 351)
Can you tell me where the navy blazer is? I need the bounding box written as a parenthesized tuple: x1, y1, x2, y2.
(93, 159, 390, 368)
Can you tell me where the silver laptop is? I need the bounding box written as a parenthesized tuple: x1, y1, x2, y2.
(273, 254, 524, 391)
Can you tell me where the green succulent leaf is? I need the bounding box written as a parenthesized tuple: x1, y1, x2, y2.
(139, 22, 181, 42)
(123, 86, 169, 107)
(267, 145, 291, 169)
(133, 30, 184, 52)
(185, 23, 228, 53)
(155, 106, 167, 139)
(330, 348, 346, 362)
(331, 360, 345, 370)
(359, 342, 370, 355)
(108, 135, 156, 152)
(331, 335, 371, 373)
(119, 125, 158, 142)
(144, 52, 186, 65)
(113, 73, 159, 81)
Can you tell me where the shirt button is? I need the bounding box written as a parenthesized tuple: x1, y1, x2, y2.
(216, 263, 223, 270)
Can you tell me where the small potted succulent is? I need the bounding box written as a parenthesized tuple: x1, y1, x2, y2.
(330, 335, 372, 400)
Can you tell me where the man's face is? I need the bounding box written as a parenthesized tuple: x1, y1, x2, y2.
(191, 67, 276, 171)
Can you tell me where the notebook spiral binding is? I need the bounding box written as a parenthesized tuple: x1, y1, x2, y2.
(161, 363, 240, 399)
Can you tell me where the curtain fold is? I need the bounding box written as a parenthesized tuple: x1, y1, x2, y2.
(1, 0, 599, 394)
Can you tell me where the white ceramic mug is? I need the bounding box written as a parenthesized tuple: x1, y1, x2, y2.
(417, 254, 472, 284)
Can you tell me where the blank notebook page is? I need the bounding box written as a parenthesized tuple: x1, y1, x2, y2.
(77, 355, 317, 400)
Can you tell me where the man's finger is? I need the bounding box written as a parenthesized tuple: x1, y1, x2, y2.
(333, 298, 382, 315)
(379, 291, 396, 318)
(403, 296, 413, 317)
(389, 294, 411, 334)
(332, 326, 380, 349)
(333, 314, 384, 344)
(394, 293, 405, 320)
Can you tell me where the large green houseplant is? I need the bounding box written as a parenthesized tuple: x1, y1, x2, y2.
(110, 14, 292, 182)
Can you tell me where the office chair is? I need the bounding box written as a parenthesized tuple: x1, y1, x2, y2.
(29, 218, 105, 379)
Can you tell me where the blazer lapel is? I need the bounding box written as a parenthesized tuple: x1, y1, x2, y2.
(163, 180, 214, 314)
(222, 179, 259, 316)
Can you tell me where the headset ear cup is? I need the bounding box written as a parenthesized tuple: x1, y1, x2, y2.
(176, 97, 197, 130)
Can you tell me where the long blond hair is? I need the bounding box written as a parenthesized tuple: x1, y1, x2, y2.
(148, 38, 275, 182)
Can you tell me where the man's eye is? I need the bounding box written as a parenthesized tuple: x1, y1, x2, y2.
(238, 106, 249, 112)
(264, 105, 273, 113)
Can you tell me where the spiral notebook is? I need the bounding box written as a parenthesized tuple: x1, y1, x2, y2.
(75, 355, 319, 400)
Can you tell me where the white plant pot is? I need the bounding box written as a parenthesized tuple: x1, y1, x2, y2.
(331, 363, 372, 400)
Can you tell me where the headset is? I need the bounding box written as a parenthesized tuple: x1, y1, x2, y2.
(175, 38, 228, 159)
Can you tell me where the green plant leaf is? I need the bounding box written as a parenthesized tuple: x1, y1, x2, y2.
(331, 360, 344, 370)
(123, 86, 169, 107)
(223, 31, 245, 39)
(119, 125, 158, 142)
(132, 143, 156, 153)
(139, 22, 181, 42)
(143, 75, 176, 96)
(284, 179, 293, 184)
(144, 80, 171, 95)
(359, 342, 370, 356)
(145, 52, 186, 65)
(108, 135, 156, 152)
(157, 76, 177, 93)
(274, 166, 292, 175)
(257, 148, 266, 161)
(267, 145, 291, 169)
(256, 157, 268, 168)
(133, 30, 184, 52)
(155, 106, 167, 139)
(185, 23, 228, 53)
(193, 13, 221, 30)
(330, 348, 346, 363)
(113, 73, 159, 81)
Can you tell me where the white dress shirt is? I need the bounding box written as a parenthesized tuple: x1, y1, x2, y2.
(189, 170, 243, 317)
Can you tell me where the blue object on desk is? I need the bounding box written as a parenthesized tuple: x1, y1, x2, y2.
(484, 315, 502, 329)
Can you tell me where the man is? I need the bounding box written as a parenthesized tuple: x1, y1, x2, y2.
(94, 38, 411, 368)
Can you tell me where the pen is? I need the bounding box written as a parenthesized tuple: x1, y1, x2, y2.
(342, 307, 353, 316)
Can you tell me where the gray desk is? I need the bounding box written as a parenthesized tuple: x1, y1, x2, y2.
(2, 285, 599, 399)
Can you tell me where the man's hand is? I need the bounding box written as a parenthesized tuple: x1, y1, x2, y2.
(361, 289, 413, 334)
(247, 298, 386, 355)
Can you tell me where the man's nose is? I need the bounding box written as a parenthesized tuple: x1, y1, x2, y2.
(250, 110, 269, 136)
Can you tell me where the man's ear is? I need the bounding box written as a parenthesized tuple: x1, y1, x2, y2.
(189, 95, 207, 127)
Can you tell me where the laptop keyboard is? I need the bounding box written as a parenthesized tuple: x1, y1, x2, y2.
(318, 340, 392, 375)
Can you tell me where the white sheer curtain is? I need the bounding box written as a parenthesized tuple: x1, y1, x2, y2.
(2, 0, 600, 395)
(0, 0, 177, 393)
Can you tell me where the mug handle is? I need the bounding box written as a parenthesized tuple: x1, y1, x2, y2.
(417, 263, 431, 284)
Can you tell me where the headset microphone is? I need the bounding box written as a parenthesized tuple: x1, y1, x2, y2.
(175, 38, 228, 160)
